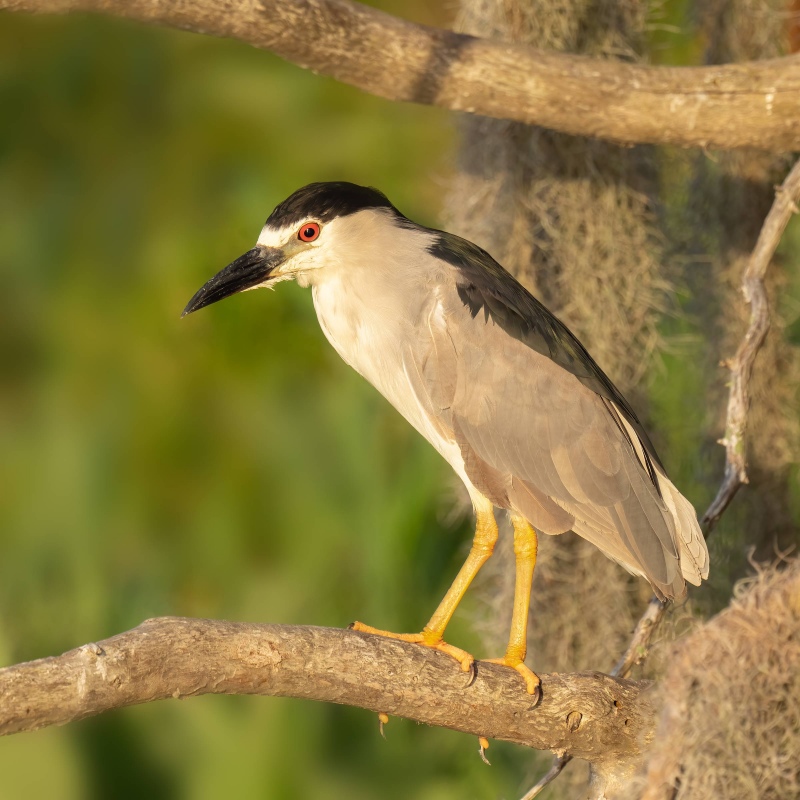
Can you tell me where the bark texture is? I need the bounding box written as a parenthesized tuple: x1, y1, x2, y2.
(0, 0, 799, 151)
(0, 617, 656, 778)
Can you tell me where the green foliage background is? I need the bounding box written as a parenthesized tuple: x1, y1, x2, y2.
(1, 3, 799, 799)
(0, 6, 533, 798)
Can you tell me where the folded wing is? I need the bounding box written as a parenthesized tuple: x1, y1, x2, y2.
(407, 241, 708, 599)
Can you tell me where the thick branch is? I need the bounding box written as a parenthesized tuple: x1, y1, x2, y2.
(0, 617, 654, 769)
(2, 0, 799, 151)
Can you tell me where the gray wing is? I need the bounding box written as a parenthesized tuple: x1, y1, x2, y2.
(427, 231, 664, 484)
(407, 278, 687, 600)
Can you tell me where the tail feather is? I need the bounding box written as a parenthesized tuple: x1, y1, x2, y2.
(615, 408, 709, 592)
(656, 470, 709, 586)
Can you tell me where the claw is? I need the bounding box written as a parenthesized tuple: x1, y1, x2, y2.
(464, 658, 478, 688)
(529, 681, 543, 708)
(484, 656, 542, 698)
(513, 662, 542, 697)
(378, 712, 389, 739)
(432, 639, 475, 674)
(478, 736, 491, 765)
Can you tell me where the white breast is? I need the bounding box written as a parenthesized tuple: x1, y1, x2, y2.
(311, 271, 474, 494)
(311, 273, 417, 417)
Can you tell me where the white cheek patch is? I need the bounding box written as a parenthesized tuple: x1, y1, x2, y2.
(257, 225, 294, 247)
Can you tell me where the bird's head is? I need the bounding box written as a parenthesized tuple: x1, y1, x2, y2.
(182, 181, 409, 317)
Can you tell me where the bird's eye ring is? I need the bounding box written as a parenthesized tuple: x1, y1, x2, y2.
(298, 222, 321, 242)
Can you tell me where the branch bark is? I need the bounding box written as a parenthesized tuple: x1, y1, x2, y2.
(0, 617, 655, 774)
(2, 0, 799, 151)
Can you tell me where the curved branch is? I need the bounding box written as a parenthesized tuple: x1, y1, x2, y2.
(527, 156, 800, 799)
(702, 156, 800, 527)
(617, 157, 800, 674)
(2, 0, 799, 151)
(0, 617, 655, 769)
(608, 156, 800, 680)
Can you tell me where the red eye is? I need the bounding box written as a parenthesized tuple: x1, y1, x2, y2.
(298, 222, 320, 242)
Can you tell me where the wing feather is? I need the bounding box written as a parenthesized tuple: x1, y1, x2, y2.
(403, 260, 708, 599)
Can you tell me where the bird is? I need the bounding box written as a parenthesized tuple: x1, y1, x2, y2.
(183, 181, 709, 697)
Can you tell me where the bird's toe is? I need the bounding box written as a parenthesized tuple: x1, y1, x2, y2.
(484, 656, 542, 699)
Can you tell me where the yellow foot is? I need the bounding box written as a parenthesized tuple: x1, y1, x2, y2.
(349, 621, 475, 676)
(484, 656, 542, 698)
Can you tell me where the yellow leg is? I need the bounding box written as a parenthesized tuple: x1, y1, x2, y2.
(351, 499, 498, 673)
(485, 515, 541, 695)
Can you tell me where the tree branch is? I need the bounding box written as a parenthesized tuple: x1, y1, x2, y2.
(0, 617, 655, 771)
(702, 156, 800, 527)
(615, 157, 800, 677)
(2, 0, 799, 151)
(526, 155, 800, 799)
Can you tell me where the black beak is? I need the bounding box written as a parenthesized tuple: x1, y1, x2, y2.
(181, 246, 286, 317)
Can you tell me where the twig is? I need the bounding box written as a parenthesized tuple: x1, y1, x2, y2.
(519, 754, 571, 800)
(522, 598, 667, 798)
(1, 0, 799, 151)
(605, 150, 800, 680)
(524, 156, 800, 799)
(611, 597, 668, 680)
(701, 157, 800, 528)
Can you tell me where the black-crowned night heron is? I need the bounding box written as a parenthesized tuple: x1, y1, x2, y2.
(183, 182, 709, 697)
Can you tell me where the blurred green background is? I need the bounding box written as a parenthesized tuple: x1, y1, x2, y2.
(0, 4, 541, 799)
(1, 3, 799, 799)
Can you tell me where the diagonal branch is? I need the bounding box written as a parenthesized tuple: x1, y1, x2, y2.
(702, 156, 800, 527)
(526, 156, 800, 798)
(614, 156, 800, 680)
(0, 616, 655, 773)
(1, 0, 799, 151)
